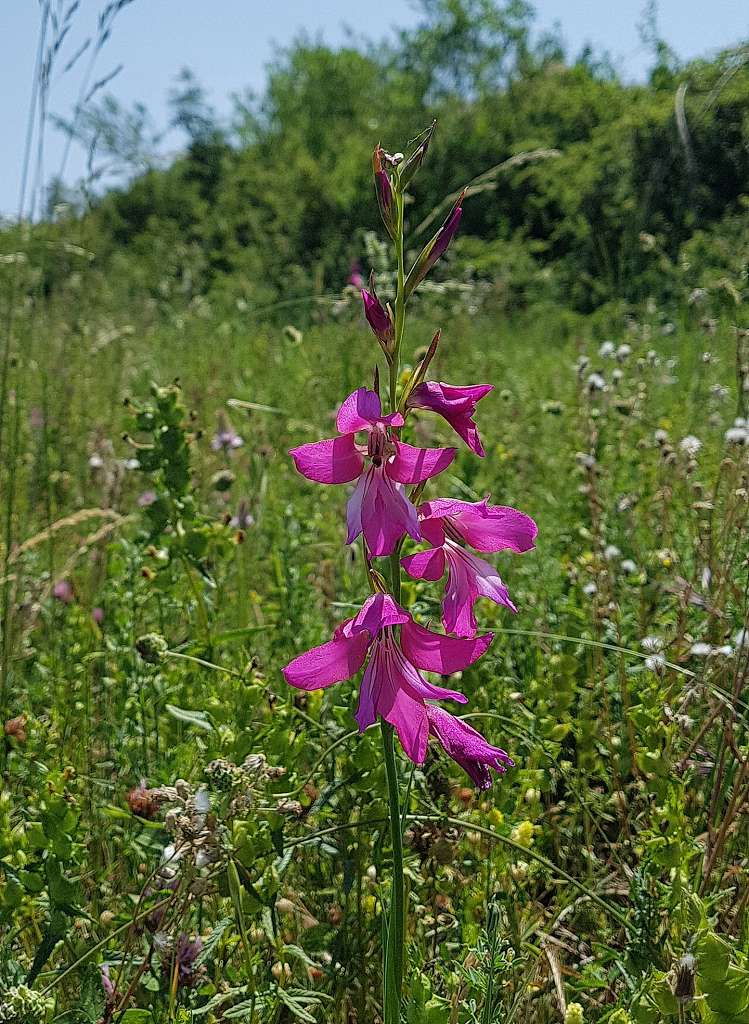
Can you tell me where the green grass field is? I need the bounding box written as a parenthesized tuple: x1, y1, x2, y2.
(2, 274, 748, 1022)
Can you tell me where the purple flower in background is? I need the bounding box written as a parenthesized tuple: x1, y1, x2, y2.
(211, 412, 244, 453)
(283, 592, 492, 764)
(426, 705, 513, 789)
(160, 933, 204, 988)
(137, 490, 157, 507)
(407, 381, 493, 457)
(92, 607, 105, 625)
(230, 498, 255, 530)
(290, 387, 455, 556)
(52, 579, 74, 604)
(348, 260, 364, 289)
(101, 963, 116, 1004)
(402, 498, 537, 637)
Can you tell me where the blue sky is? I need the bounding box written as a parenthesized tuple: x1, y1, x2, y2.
(2, 0, 748, 217)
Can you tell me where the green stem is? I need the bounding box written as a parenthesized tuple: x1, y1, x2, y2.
(389, 191, 406, 415)
(383, 179, 408, 1021)
(382, 719, 405, 1018)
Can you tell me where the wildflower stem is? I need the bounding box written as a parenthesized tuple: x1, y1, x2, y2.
(381, 719, 405, 1019)
(389, 189, 406, 415)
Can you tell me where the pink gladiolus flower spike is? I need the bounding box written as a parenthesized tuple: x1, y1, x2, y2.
(402, 497, 538, 638)
(407, 381, 493, 457)
(283, 592, 493, 765)
(289, 388, 456, 556)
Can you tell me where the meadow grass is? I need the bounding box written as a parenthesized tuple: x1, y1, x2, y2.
(1, 284, 748, 1021)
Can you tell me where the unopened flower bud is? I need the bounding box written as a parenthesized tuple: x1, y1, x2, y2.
(361, 275, 394, 354)
(398, 120, 436, 190)
(405, 191, 464, 298)
(373, 146, 396, 240)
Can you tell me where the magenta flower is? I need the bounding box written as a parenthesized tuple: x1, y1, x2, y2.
(289, 388, 456, 556)
(426, 705, 513, 789)
(361, 281, 394, 353)
(283, 592, 492, 764)
(401, 498, 537, 637)
(407, 381, 493, 457)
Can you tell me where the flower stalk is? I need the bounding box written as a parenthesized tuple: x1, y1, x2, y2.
(283, 123, 535, 1021)
(383, 168, 408, 1022)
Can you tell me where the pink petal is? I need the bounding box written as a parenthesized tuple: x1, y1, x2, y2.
(354, 636, 430, 763)
(385, 687, 430, 764)
(442, 545, 516, 638)
(426, 705, 514, 789)
(346, 471, 367, 544)
(401, 547, 446, 582)
(336, 388, 404, 433)
(407, 382, 493, 457)
(350, 593, 410, 635)
(441, 546, 480, 638)
(351, 465, 420, 556)
(400, 618, 493, 674)
(388, 441, 456, 484)
(420, 497, 537, 553)
(336, 388, 381, 433)
(470, 551, 517, 612)
(386, 635, 467, 704)
(283, 631, 371, 691)
(290, 434, 363, 484)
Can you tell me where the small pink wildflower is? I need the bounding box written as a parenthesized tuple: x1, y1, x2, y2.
(283, 592, 492, 765)
(402, 498, 537, 637)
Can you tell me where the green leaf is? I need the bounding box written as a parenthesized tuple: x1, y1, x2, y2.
(706, 967, 749, 1016)
(194, 916, 232, 968)
(165, 704, 214, 731)
(276, 988, 318, 1023)
(698, 932, 732, 984)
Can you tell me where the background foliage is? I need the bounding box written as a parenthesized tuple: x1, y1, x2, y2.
(1, 1, 749, 1021)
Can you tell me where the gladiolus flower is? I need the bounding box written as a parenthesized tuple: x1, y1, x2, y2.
(405, 191, 464, 297)
(426, 705, 513, 789)
(407, 381, 493, 456)
(361, 278, 394, 354)
(283, 592, 493, 764)
(402, 497, 537, 637)
(289, 388, 456, 556)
